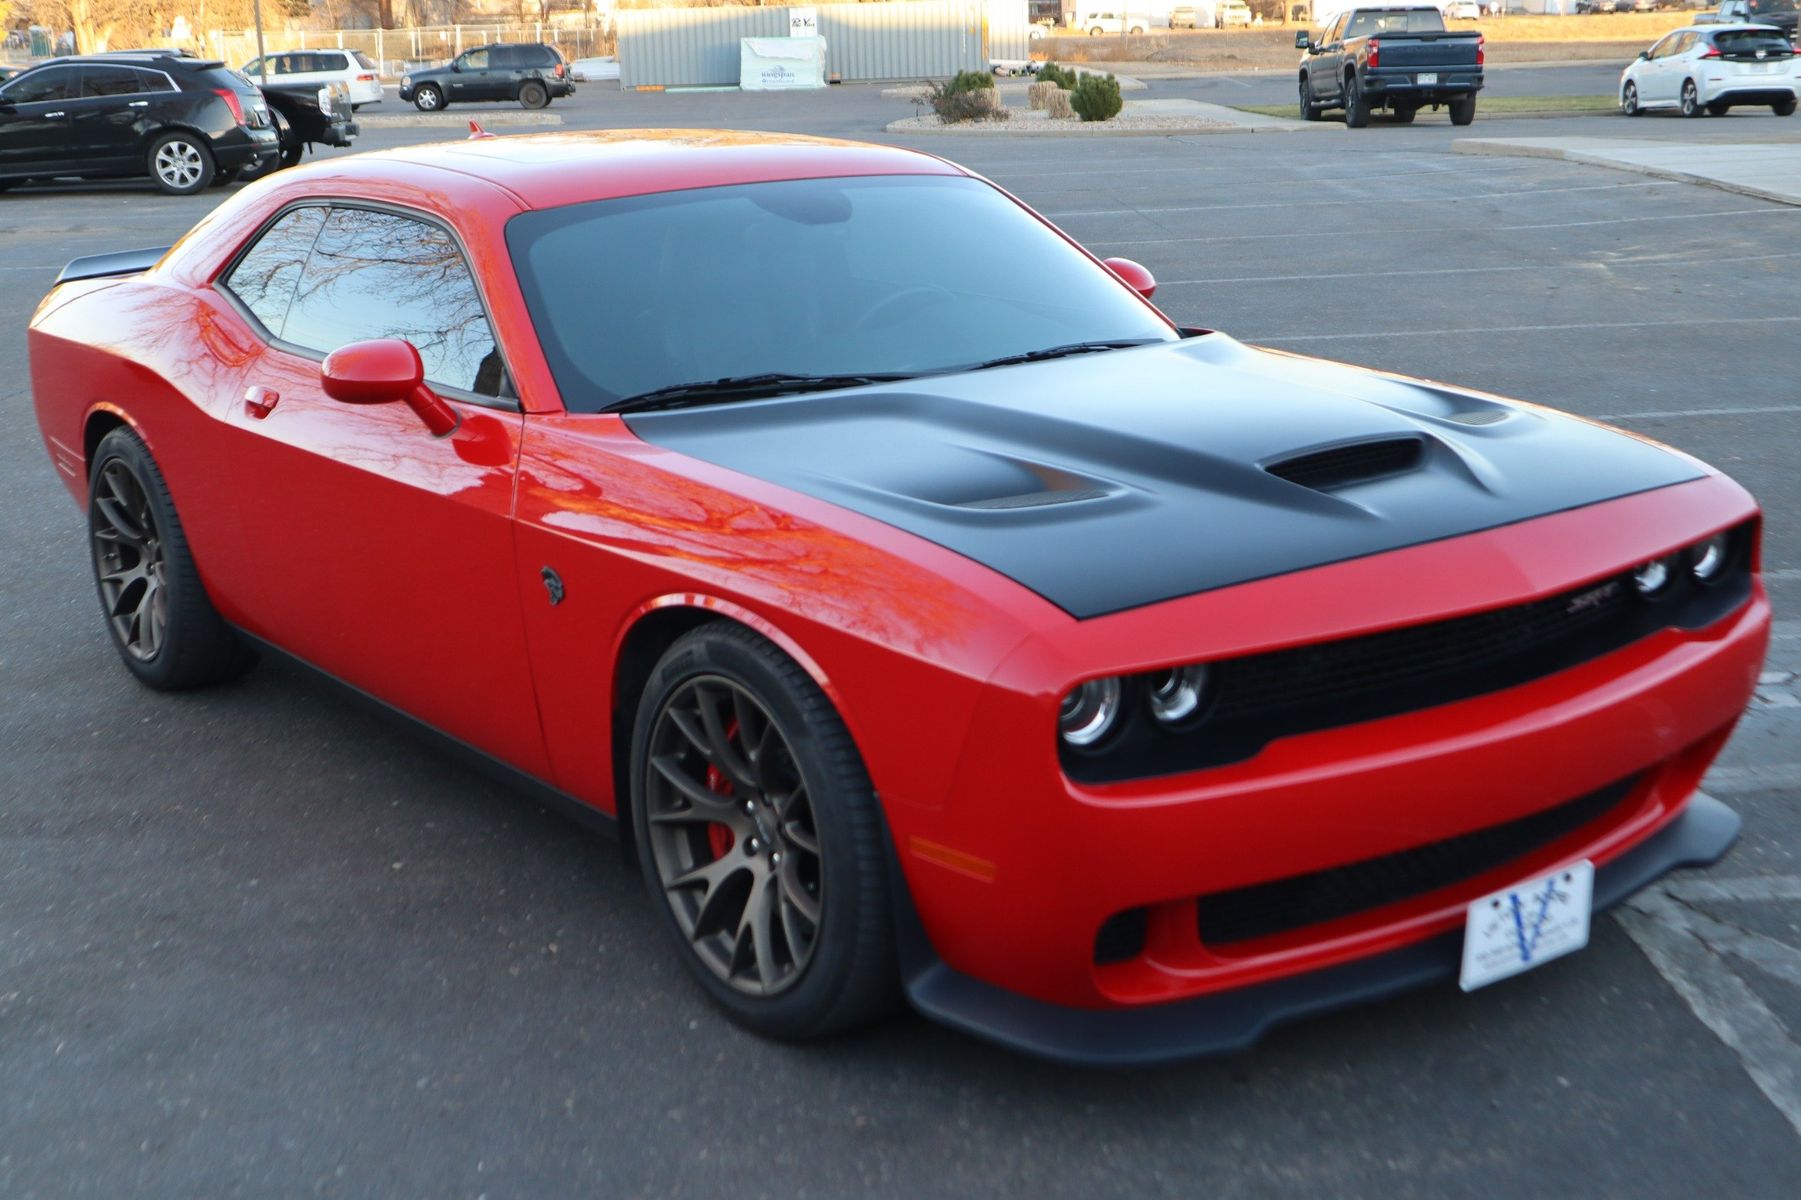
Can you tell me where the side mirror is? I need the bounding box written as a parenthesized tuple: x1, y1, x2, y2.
(1294, 30, 1312, 49)
(1637, 50, 1648, 60)
(321, 339, 459, 437)
(1101, 256, 1157, 301)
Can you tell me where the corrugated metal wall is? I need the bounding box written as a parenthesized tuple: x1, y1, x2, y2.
(618, 2, 1030, 89)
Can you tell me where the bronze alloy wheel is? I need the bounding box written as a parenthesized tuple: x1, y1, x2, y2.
(643, 675, 825, 996)
(90, 457, 168, 663)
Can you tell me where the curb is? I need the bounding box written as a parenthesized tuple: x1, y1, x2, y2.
(1451, 138, 1801, 208)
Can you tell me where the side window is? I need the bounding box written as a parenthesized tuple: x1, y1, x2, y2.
(462, 49, 490, 70)
(323, 53, 350, 71)
(243, 57, 264, 76)
(5, 65, 76, 103)
(81, 65, 143, 97)
(281, 208, 510, 398)
(489, 46, 518, 69)
(1677, 33, 1699, 54)
(223, 206, 329, 337)
(136, 69, 176, 93)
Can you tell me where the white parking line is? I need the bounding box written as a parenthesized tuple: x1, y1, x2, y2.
(1160, 249, 1801, 287)
(1084, 206, 1801, 249)
(1598, 405, 1801, 421)
(1043, 180, 1681, 219)
(1618, 881, 1801, 1137)
(1766, 569, 1801, 582)
(1250, 315, 1801, 343)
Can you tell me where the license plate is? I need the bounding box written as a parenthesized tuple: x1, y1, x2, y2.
(1458, 860, 1593, 991)
(1416, 72, 1439, 85)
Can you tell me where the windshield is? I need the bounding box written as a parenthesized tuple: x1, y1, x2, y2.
(1345, 9, 1447, 36)
(506, 174, 1178, 413)
(1747, 0, 1798, 13)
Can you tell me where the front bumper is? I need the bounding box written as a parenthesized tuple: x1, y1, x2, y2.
(899, 793, 1738, 1066)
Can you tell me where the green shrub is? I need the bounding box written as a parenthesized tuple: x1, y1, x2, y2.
(926, 73, 1008, 123)
(1070, 73, 1123, 123)
(1036, 61, 1077, 90)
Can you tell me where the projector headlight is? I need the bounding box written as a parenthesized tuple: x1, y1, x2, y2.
(1691, 533, 1729, 583)
(1059, 678, 1122, 748)
(1147, 665, 1209, 727)
(1631, 556, 1675, 597)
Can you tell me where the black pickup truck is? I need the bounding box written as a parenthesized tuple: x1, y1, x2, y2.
(244, 76, 358, 180)
(1297, 6, 1485, 127)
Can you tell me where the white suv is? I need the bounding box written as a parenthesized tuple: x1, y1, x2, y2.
(1620, 24, 1799, 118)
(241, 49, 383, 109)
(1080, 12, 1149, 34)
(1217, 0, 1253, 27)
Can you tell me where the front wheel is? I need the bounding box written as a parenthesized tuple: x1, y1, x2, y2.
(1680, 79, 1702, 118)
(1448, 93, 1476, 126)
(1344, 74, 1369, 127)
(1775, 97, 1798, 117)
(631, 623, 897, 1040)
(519, 80, 549, 109)
(1298, 76, 1319, 121)
(87, 428, 253, 690)
(1089, 26, 1104, 36)
(147, 133, 214, 195)
(413, 83, 444, 112)
(1622, 81, 1641, 116)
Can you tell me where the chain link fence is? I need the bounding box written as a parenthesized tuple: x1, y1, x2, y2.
(205, 23, 618, 78)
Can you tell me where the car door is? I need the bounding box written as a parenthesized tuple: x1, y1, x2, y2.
(0, 65, 79, 174)
(448, 49, 493, 101)
(1311, 15, 1345, 101)
(1640, 34, 1679, 104)
(68, 64, 151, 168)
(213, 202, 550, 777)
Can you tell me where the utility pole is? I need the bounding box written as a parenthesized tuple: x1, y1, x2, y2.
(253, 0, 268, 83)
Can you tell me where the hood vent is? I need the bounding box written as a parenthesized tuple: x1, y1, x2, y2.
(1265, 437, 1424, 491)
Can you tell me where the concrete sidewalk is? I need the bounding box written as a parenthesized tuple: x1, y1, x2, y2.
(1452, 136, 1801, 207)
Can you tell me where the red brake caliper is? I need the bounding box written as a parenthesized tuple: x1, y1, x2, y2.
(704, 719, 739, 860)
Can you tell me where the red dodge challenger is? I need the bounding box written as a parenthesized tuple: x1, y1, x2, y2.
(29, 131, 1769, 1064)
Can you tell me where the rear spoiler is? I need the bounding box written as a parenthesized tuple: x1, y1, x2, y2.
(54, 246, 172, 286)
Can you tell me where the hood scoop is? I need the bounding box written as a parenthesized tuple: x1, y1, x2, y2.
(1264, 437, 1425, 492)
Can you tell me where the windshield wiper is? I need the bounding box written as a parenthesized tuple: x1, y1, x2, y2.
(602, 372, 918, 415)
(966, 339, 1163, 372)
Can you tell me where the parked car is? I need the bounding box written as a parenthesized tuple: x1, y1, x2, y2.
(1444, 0, 1482, 17)
(1079, 11, 1149, 34)
(1218, 0, 1255, 25)
(1699, 0, 1801, 36)
(0, 51, 277, 195)
(26, 130, 1765, 1062)
(1621, 23, 1799, 115)
(398, 42, 573, 111)
(1171, 5, 1202, 26)
(240, 48, 383, 109)
(1298, 5, 1486, 126)
(241, 77, 358, 180)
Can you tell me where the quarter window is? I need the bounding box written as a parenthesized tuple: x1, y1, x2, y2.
(275, 207, 510, 398)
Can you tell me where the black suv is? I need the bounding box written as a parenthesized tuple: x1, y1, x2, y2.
(399, 43, 573, 112)
(0, 52, 277, 195)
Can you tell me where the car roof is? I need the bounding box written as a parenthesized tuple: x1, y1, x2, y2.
(357, 130, 967, 210)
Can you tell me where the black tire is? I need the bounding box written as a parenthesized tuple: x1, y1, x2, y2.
(1707, 100, 1730, 116)
(413, 83, 444, 112)
(1090, 26, 1105, 36)
(209, 167, 240, 188)
(1392, 103, 1417, 124)
(1622, 81, 1641, 116)
(1448, 93, 1476, 126)
(1298, 76, 1320, 121)
(630, 622, 898, 1041)
(1129, 25, 1145, 34)
(1775, 97, 1798, 117)
(1344, 72, 1369, 127)
(1680, 79, 1702, 118)
(87, 428, 254, 690)
(147, 132, 214, 195)
(519, 80, 549, 110)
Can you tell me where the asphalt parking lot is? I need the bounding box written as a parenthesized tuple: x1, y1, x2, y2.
(3, 79, 1800, 1197)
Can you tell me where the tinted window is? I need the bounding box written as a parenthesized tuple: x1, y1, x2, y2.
(4, 65, 76, 103)
(136, 68, 176, 93)
(81, 65, 143, 97)
(225, 207, 329, 335)
(353, 50, 378, 70)
(489, 46, 521, 69)
(281, 208, 508, 397)
(320, 53, 349, 71)
(1345, 9, 1446, 36)
(506, 175, 1177, 412)
(1713, 29, 1793, 54)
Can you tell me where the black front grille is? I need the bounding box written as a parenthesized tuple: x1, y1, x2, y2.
(1195, 775, 1639, 947)
(1265, 438, 1424, 490)
(1061, 520, 1754, 784)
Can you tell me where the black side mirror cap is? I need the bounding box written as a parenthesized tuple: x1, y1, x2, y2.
(1294, 30, 1312, 49)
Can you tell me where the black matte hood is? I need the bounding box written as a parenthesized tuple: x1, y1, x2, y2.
(623, 335, 1702, 619)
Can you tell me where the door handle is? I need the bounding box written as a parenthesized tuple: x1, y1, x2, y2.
(243, 385, 279, 419)
(127, 100, 148, 108)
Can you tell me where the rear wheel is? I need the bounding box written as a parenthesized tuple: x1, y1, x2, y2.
(1680, 79, 1702, 118)
(631, 623, 897, 1040)
(1298, 76, 1319, 121)
(1448, 93, 1476, 126)
(87, 428, 253, 690)
(1344, 73, 1368, 127)
(1090, 26, 1105, 36)
(1129, 25, 1145, 34)
(147, 133, 214, 195)
(519, 80, 549, 109)
(1622, 81, 1641, 116)
(1775, 97, 1798, 117)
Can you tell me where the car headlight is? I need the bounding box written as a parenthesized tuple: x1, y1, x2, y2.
(402, 75, 412, 87)
(318, 87, 331, 108)
(1631, 555, 1675, 597)
(1691, 533, 1729, 583)
(1147, 665, 1209, 727)
(1059, 678, 1122, 748)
